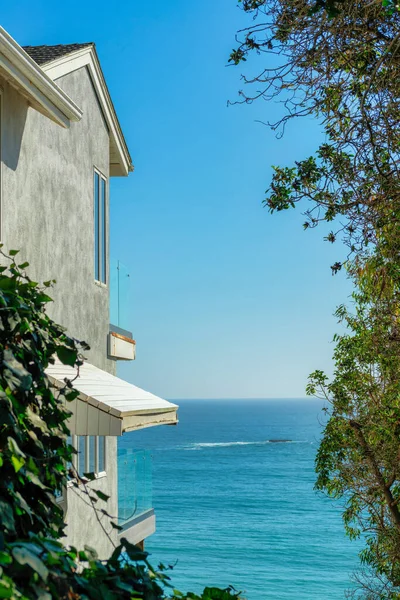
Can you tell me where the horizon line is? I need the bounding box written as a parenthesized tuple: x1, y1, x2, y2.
(166, 396, 315, 402)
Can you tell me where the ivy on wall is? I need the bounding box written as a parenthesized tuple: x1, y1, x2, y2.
(0, 248, 241, 600)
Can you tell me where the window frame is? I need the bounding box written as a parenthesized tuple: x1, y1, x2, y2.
(70, 435, 107, 482)
(97, 436, 106, 474)
(94, 167, 107, 285)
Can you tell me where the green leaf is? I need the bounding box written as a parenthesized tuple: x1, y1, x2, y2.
(56, 346, 77, 367)
(0, 502, 15, 534)
(0, 580, 13, 598)
(36, 293, 53, 304)
(12, 546, 49, 581)
(26, 472, 48, 490)
(26, 407, 49, 433)
(0, 279, 15, 291)
(82, 545, 98, 561)
(120, 538, 148, 562)
(10, 455, 24, 473)
(64, 388, 80, 402)
(13, 492, 33, 521)
(7, 437, 26, 459)
(32, 587, 51, 600)
(3, 351, 32, 391)
(8, 250, 19, 257)
(0, 553, 12, 566)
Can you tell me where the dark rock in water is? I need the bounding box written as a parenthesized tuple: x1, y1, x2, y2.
(268, 439, 292, 443)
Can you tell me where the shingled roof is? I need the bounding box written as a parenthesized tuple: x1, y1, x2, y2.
(23, 43, 93, 66)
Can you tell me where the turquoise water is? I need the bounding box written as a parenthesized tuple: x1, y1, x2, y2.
(118, 399, 361, 599)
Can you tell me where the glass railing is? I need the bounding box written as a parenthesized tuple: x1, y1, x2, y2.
(109, 259, 132, 333)
(118, 449, 153, 524)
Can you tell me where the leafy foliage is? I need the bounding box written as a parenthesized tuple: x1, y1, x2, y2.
(308, 257, 400, 597)
(231, 0, 400, 263)
(0, 249, 242, 599)
(231, 0, 400, 596)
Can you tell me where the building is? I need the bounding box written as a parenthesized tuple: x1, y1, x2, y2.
(0, 26, 178, 557)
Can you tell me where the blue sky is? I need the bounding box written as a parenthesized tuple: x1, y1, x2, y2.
(3, 1, 351, 399)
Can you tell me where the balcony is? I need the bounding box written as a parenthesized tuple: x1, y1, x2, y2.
(109, 259, 136, 361)
(117, 448, 155, 545)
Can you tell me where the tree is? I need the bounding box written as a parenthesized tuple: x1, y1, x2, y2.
(0, 248, 241, 600)
(308, 262, 400, 598)
(229, 0, 400, 259)
(230, 0, 400, 596)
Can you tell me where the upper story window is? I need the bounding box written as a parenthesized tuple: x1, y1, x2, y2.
(94, 169, 107, 284)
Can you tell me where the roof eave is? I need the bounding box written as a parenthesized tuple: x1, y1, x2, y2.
(90, 46, 133, 176)
(0, 26, 82, 128)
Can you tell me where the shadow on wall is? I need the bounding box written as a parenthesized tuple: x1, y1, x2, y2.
(2, 82, 28, 172)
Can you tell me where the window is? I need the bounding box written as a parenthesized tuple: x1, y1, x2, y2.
(77, 436, 87, 476)
(66, 435, 74, 480)
(94, 170, 107, 283)
(98, 436, 106, 473)
(89, 435, 96, 473)
(75, 435, 106, 478)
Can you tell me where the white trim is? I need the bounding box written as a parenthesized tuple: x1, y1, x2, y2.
(94, 167, 108, 285)
(95, 435, 99, 474)
(43, 46, 93, 79)
(93, 164, 107, 182)
(66, 470, 107, 489)
(0, 27, 82, 128)
(84, 436, 90, 473)
(43, 47, 133, 176)
(94, 280, 107, 289)
(108, 332, 136, 361)
(103, 437, 107, 472)
(119, 510, 156, 545)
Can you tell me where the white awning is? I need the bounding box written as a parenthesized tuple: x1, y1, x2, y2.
(46, 360, 178, 435)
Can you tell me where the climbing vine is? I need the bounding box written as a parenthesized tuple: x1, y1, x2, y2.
(0, 248, 240, 600)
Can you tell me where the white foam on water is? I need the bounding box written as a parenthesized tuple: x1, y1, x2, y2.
(182, 440, 305, 450)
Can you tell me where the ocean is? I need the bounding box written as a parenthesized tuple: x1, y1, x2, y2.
(118, 399, 361, 599)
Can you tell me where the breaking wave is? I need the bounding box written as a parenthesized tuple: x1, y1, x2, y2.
(182, 439, 306, 450)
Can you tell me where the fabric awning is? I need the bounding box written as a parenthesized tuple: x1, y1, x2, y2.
(46, 360, 178, 435)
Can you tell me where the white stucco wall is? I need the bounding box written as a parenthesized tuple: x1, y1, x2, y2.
(0, 65, 119, 557)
